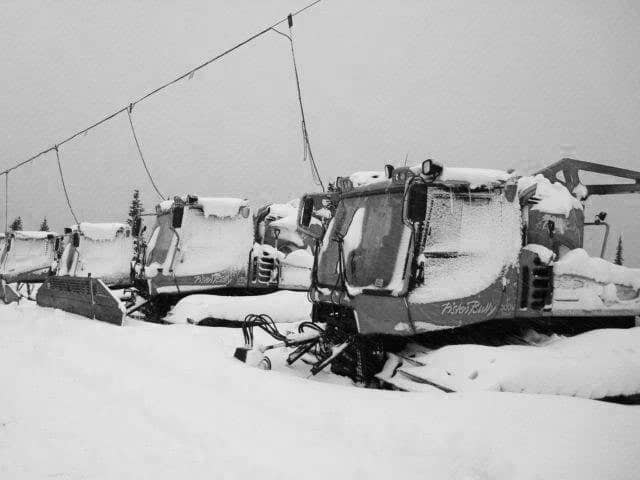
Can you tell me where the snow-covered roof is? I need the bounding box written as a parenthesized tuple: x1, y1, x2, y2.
(518, 174, 583, 216)
(349, 171, 386, 187)
(157, 195, 249, 218)
(11, 231, 58, 240)
(197, 197, 248, 218)
(349, 165, 513, 190)
(70, 222, 129, 241)
(437, 167, 513, 188)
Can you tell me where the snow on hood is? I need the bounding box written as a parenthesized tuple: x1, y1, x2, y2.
(438, 167, 513, 188)
(349, 171, 385, 187)
(71, 223, 128, 241)
(518, 174, 583, 216)
(555, 248, 640, 289)
(266, 201, 298, 220)
(12, 231, 57, 240)
(523, 244, 555, 264)
(197, 197, 248, 218)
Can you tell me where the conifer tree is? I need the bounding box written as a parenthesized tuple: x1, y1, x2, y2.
(614, 234, 624, 266)
(127, 189, 144, 257)
(127, 189, 143, 227)
(39, 217, 50, 231)
(9, 216, 23, 231)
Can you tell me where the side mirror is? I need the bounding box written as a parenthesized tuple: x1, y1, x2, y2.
(240, 206, 251, 219)
(385, 164, 395, 179)
(297, 195, 326, 240)
(505, 181, 518, 203)
(421, 159, 443, 179)
(132, 217, 142, 237)
(172, 206, 184, 229)
(299, 196, 314, 228)
(406, 183, 428, 223)
(72, 232, 80, 248)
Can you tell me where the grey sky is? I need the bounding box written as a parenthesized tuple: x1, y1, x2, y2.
(2, 1, 639, 261)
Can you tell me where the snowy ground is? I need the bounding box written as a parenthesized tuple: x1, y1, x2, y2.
(2, 302, 640, 479)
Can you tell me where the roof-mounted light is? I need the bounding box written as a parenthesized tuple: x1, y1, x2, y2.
(392, 167, 415, 184)
(384, 164, 395, 179)
(336, 176, 354, 192)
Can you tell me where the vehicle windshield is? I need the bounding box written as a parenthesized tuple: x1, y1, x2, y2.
(317, 191, 410, 294)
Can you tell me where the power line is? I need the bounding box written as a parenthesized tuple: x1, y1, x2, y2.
(0, 0, 323, 181)
(54, 146, 80, 226)
(127, 105, 165, 200)
(272, 16, 325, 191)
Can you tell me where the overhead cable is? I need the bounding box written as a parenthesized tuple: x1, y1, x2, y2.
(127, 105, 166, 200)
(0, 0, 323, 178)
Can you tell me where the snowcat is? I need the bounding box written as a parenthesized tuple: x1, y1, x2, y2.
(34, 194, 318, 324)
(236, 158, 640, 402)
(35, 222, 135, 325)
(137, 195, 316, 320)
(0, 230, 60, 303)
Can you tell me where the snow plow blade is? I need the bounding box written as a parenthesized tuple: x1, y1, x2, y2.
(0, 279, 20, 304)
(36, 276, 125, 325)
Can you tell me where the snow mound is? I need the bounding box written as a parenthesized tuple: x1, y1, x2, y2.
(518, 174, 583, 216)
(555, 248, 640, 289)
(72, 222, 128, 241)
(3, 301, 640, 479)
(166, 291, 311, 324)
(400, 327, 640, 399)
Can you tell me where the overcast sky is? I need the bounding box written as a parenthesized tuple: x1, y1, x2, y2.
(2, 0, 639, 260)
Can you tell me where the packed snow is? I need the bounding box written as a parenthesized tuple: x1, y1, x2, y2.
(2, 301, 640, 479)
(166, 290, 311, 324)
(398, 327, 640, 399)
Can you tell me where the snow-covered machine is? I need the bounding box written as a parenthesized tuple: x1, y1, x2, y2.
(56, 223, 134, 287)
(0, 231, 59, 284)
(143, 195, 256, 296)
(251, 200, 315, 291)
(36, 222, 134, 325)
(139, 195, 316, 319)
(236, 159, 640, 402)
(33, 194, 318, 323)
(0, 230, 61, 303)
